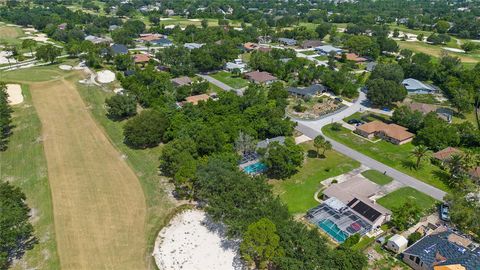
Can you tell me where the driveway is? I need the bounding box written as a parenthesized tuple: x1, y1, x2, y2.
(294, 91, 446, 201)
(197, 73, 245, 96)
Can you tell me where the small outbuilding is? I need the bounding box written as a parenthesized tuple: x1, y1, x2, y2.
(386, 234, 408, 254)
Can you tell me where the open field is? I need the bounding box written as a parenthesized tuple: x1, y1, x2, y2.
(377, 187, 437, 212)
(322, 125, 450, 192)
(397, 41, 480, 64)
(361, 170, 393, 185)
(28, 74, 147, 269)
(210, 71, 249, 89)
(271, 142, 360, 214)
(0, 85, 60, 270)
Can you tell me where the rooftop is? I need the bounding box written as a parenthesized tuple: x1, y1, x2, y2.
(357, 121, 414, 141)
(245, 71, 277, 83)
(323, 175, 381, 203)
(335, 53, 367, 62)
(287, 84, 327, 97)
(433, 147, 462, 161)
(407, 102, 437, 114)
(133, 54, 150, 63)
(315, 45, 343, 53)
(185, 94, 210, 105)
(171, 76, 192, 87)
(257, 136, 285, 149)
(402, 78, 437, 92)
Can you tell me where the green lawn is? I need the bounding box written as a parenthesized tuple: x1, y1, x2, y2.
(322, 124, 450, 192)
(314, 55, 328, 61)
(302, 50, 318, 56)
(0, 63, 67, 82)
(361, 170, 393, 185)
(210, 71, 249, 89)
(343, 112, 391, 124)
(0, 85, 60, 269)
(377, 187, 437, 212)
(0, 23, 25, 45)
(271, 142, 360, 214)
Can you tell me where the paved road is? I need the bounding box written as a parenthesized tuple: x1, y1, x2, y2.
(197, 73, 246, 95)
(294, 91, 447, 201)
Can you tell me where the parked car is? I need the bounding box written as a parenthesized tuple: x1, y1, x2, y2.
(335, 97, 343, 103)
(440, 203, 450, 222)
(347, 119, 364, 125)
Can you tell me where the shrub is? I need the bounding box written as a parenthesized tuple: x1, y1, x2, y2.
(331, 122, 342, 131)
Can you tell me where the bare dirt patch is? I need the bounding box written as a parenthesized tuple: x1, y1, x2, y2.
(30, 78, 147, 270)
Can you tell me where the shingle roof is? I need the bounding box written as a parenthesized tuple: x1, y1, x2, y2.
(245, 71, 277, 83)
(133, 54, 150, 63)
(171, 76, 192, 86)
(315, 45, 343, 53)
(185, 94, 210, 105)
(257, 136, 285, 149)
(287, 84, 327, 97)
(433, 147, 462, 161)
(357, 121, 414, 141)
(404, 231, 480, 270)
(402, 78, 437, 92)
(111, 44, 128, 55)
(302, 40, 323, 48)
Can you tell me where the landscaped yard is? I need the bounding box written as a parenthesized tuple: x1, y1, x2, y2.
(322, 124, 450, 192)
(377, 187, 437, 212)
(361, 170, 393, 185)
(271, 142, 360, 214)
(287, 96, 346, 120)
(210, 71, 249, 89)
(343, 112, 391, 124)
(301, 50, 318, 56)
(314, 55, 328, 61)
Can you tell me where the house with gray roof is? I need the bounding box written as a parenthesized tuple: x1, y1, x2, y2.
(402, 78, 439, 94)
(315, 45, 344, 55)
(256, 136, 285, 149)
(184, 43, 204, 50)
(403, 231, 480, 270)
(287, 84, 327, 98)
(278, 38, 297, 46)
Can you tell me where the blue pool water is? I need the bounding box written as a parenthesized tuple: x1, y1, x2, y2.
(243, 162, 267, 174)
(318, 219, 348, 243)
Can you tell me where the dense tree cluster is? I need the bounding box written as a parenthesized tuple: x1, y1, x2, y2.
(366, 63, 407, 107)
(0, 182, 37, 269)
(0, 83, 12, 151)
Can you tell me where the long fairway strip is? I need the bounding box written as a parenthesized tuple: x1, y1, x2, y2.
(30, 79, 146, 270)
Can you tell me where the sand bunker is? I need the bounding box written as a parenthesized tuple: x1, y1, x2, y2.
(189, 19, 201, 22)
(0, 51, 17, 65)
(96, 70, 115, 84)
(153, 209, 244, 270)
(59, 65, 72, 71)
(6, 84, 23, 105)
(443, 47, 465, 53)
(20, 33, 49, 43)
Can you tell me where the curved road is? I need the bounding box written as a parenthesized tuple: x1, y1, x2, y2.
(295, 92, 446, 201)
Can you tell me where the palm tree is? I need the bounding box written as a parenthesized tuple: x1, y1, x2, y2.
(313, 135, 325, 158)
(321, 141, 332, 156)
(448, 154, 465, 179)
(410, 145, 431, 169)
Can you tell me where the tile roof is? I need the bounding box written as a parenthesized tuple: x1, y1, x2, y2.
(356, 121, 414, 141)
(302, 39, 323, 48)
(433, 147, 463, 161)
(171, 76, 192, 87)
(185, 94, 210, 105)
(133, 54, 150, 63)
(138, 34, 163, 42)
(245, 71, 277, 83)
(404, 231, 480, 270)
(335, 53, 367, 62)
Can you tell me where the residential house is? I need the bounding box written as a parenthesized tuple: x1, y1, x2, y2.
(315, 45, 343, 55)
(434, 265, 466, 270)
(245, 71, 277, 84)
(85, 35, 112, 45)
(406, 102, 453, 122)
(150, 38, 173, 47)
(109, 25, 120, 32)
(386, 234, 408, 254)
(138, 33, 163, 43)
(185, 94, 210, 105)
(301, 39, 323, 49)
(287, 84, 327, 98)
(244, 42, 259, 51)
(355, 120, 414, 145)
(257, 46, 272, 53)
(335, 53, 368, 62)
(256, 136, 285, 149)
(402, 231, 480, 270)
(432, 147, 463, 164)
(164, 9, 175, 16)
(402, 78, 439, 94)
(109, 44, 128, 56)
(278, 37, 297, 46)
(184, 43, 204, 50)
(171, 76, 192, 87)
(133, 54, 150, 64)
(225, 59, 247, 73)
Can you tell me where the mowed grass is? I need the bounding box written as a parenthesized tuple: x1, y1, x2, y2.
(271, 142, 360, 214)
(361, 170, 393, 185)
(0, 85, 60, 270)
(0, 23, 25, 45)
(210, 71, 249, 89)
(397, 41, 479, 64)
(377, 187, 437, 212)
(322, 125, 450, 192)
(0, 65, 66, 82)
(75, 78, 176, 268)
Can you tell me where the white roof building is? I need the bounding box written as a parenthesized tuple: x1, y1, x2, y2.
(386, 234, 408, 254)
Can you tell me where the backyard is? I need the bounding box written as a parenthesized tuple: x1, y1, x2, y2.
(377, 187, 437, 212)
(322, 124, 450, 192)
(287, 96, 345, 120)
(210, 71, 249, 89)
(271, 142, 360, 214)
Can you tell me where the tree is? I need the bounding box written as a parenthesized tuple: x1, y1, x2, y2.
(240, 218, 284, 270)
(321, 140, 332, 156)
(105, 94, 137, 120)
(407, 232, 422, 246)
(263, 138, 304, 179)
(391, 201, 421, 230)
(341, 234, 360, 248)
(366, 78, 407, 107)
(35, 44, 61, 63)
(435, 20, 450, 34)
(21, 39, 37, 56)
(393, 29, 400, 38)
(417, 33, 424, 41)
(0, 182, 37, 269)
(461, 42, 478, 53)
(123, 110, 168, 148)
(392, 106, 424, 133)
(414, 114, 460, 151)
(344, 35, 379, 58)
(201, 19, 208, 29)
(114, 54, 134, 71)
(315, 22, 331, 40)
(410, 145, 431, 169)
(369, 63, 404, 84)
(235, 131, 256, 156)
(313, 135, 325, 157)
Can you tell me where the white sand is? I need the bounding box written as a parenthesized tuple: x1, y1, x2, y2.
(161, 18, 173, 20)
(20, 33, 49, 43)
(295, 134, 312, 145)
(96, 70, 115, 84)
(6, 84, 23, 105)
(189, 19, 201, 22)
(59, 65, 72, 70)
(113, 88, 124, 94)
(153, 210, 245, 270)
(443, 47, 465, 53)
(0, 51, 17, 65)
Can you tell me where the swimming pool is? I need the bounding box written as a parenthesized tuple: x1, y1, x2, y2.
(243, 162, 267, 174)
(318, 219, 348, 243)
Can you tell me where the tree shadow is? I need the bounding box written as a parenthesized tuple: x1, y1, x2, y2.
(307, 149, 319, 158)
(401, 159, 417, 170)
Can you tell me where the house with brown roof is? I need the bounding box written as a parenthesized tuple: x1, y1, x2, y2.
(406, 102, 453, 122)
(301, 39, 323, 49)
(138, 33, 163, 42)
(171, 76, 192, 87)
(335, 53, 368, 62)
(185, 94, 210, 105)
(243, 42, 259, 51)
(133, 54, 150, 64)
(355, 120, 414, 145)
(433, 147, 463, 163)
(244, 71, 277, 84)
